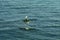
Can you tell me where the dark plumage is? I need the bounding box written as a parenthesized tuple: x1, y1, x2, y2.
(23, 19, 30, 23)
(23, 16, 30, 24)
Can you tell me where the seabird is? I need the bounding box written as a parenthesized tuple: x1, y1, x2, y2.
(22, 16, 30, 30)
(23, 16, 30, 24)
(19, 16, 36, 30)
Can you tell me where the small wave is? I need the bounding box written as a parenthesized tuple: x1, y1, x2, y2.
(0, 19, 4, 21)
(10, 6, 30, 9)
(0, 27, 18, 30)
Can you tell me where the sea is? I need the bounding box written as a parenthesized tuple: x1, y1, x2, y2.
(0, 0, 60, 40)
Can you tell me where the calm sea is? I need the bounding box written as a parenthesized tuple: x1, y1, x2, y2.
(0, 0, 60, 40)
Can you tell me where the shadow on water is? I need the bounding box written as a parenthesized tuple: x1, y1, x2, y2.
(0, 19, 4, 21)
(10, 6, 31, 9)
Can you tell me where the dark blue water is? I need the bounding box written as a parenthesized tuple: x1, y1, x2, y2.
(0, 0, 60, 40)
